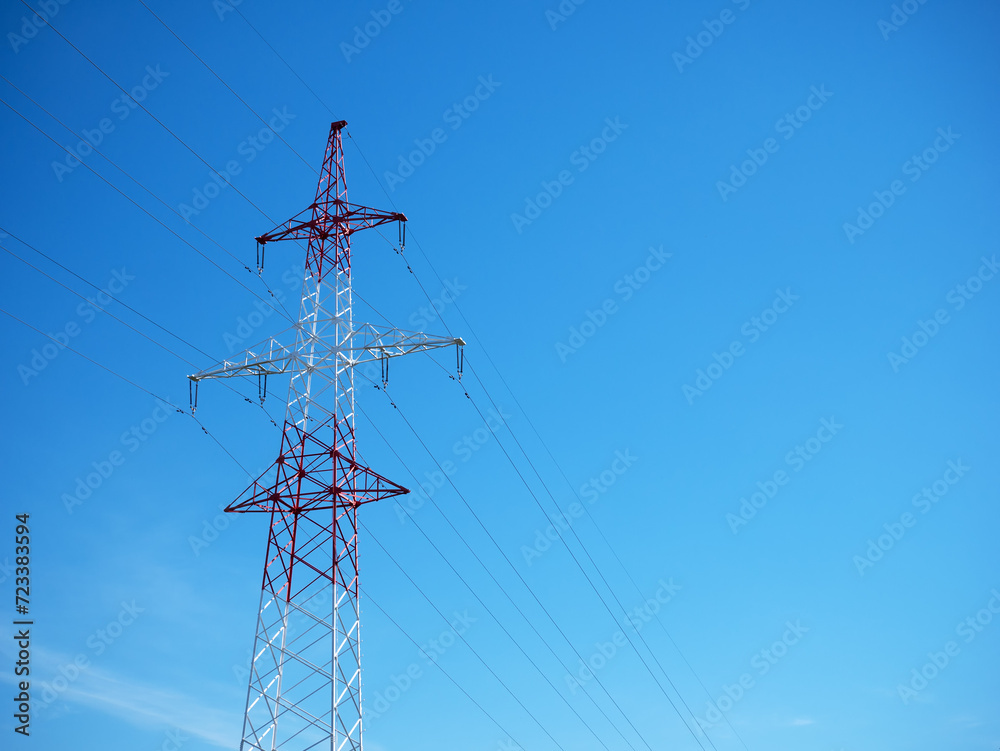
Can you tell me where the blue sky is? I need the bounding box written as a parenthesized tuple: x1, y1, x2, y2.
(1, 0, 998, 749)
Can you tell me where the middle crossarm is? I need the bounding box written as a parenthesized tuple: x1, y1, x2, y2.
(189, 324, 463, 383)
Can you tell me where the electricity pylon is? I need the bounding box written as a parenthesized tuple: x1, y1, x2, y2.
(189, 120, 463, 751)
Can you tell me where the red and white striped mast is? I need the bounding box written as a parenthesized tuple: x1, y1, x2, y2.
(190, 121, 463, 751)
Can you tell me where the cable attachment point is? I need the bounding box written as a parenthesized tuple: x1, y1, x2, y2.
(398, 220, 406, 253)
(456, 344, 464, 381)
(258, 373, 268, 404)
(189, 378, 199, 413)
(380, 350, 390, 387)
(256, 241, 265, 275)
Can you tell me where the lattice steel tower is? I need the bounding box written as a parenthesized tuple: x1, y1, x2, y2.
(189, 121, 463, 751)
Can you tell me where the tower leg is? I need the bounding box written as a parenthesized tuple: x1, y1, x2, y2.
(240, 508, 338, 750)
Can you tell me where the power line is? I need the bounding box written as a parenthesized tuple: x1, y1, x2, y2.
(0, 228, 212, 361)
(2, 243, 201, 367)
(329, 148, 723, 739)
(15, 0, 276, 223)
(136, 0, 317, 175)
(344, 126, 719, 745)
(4, 288, 601, 749)
(460, 359, 720, 746)
(365, 528, 573, 751)
(392, 364, 713, 750)
(10, 187, 639, 748)
(5, 212, 651, 751)
(3, 295, 534, 749)
(0, 305, 251, 475)
(353, 412, 646, 751)
(469, 354, 753, 748)
(1, 234, 283, 428)
(361, 586, 530, 751)
(358, 377, 661, 750)
(0, 82, 392, 430)
(229, 5, 337, 119)
(8, 11, 737, 740)
(0, 75, 295, 322)
(0, 94, 289, 320)
(343, 123, 746, 749)
(450, 325, 750, 750)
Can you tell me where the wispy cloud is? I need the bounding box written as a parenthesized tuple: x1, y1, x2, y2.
(64, 665, 239, 747)
(14, 645, 241, 748)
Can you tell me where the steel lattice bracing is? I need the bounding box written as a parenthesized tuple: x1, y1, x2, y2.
(190, 121, 463, 751)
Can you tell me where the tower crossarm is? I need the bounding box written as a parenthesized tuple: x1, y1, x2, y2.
(187, 335, 296, 383)
(254, 201, 406, 246)
(348, 323, 465, 368)
(187, 325, 464, 384)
